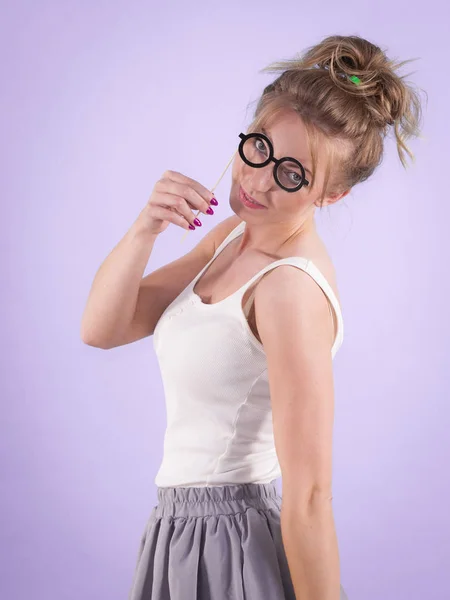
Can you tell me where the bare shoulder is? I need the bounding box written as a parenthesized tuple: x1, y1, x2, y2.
(292, 235, 342, 308)
(308, 255, 341, 307)
(250, 235, 342, 351)
(253, 259, 337, 354)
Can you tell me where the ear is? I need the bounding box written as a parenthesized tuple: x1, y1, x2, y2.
(338, 188, 352, 200)
(315, 188, 351, 207)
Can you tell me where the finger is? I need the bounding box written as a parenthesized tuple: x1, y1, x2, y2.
(157, 192, 199, 227)
(162, 170, 215, 206)
(159, 180, 210, 215)
(149, 205, 191, 230)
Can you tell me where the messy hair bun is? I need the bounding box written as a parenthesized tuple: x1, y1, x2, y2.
(301, 35, 422, 131)
(249, 35, 424, 201)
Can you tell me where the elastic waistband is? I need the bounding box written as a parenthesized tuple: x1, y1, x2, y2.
(153, 480, 281, 518)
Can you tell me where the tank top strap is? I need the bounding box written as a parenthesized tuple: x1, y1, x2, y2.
(238, 256, 344, 352)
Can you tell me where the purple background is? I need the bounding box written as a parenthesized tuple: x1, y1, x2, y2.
(1, 2, 448, 599)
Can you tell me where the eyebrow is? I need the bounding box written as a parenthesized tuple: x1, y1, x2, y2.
(260, 126, 312, 177)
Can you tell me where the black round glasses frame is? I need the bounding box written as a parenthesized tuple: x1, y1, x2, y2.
(238, 132, 310, 193)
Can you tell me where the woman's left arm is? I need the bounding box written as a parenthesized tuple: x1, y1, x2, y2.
(254, 265, 342, 600)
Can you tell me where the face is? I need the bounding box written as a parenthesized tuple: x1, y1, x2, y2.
(230, 110, 349, 227)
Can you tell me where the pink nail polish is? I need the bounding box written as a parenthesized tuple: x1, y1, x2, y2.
(210, 197, 218, 206)
(194, 218, 202, 227)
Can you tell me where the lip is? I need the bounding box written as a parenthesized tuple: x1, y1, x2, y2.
(239, 186, 266, 209)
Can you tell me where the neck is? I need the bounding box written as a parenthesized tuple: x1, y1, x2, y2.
(236, 214, 316, 257)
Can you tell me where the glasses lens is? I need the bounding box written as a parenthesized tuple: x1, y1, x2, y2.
(276, 160, 305, 191)
(241, 135, 271, 166)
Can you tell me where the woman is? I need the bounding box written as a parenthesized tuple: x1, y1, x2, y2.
(81, 35, 422, 600)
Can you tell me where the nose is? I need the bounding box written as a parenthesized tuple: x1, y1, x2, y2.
(243, 162, 274, 193)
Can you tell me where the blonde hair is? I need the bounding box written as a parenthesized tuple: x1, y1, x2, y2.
(247, 35, 424, 204)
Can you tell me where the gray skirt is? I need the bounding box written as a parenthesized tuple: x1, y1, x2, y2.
(127, 480, 348, 600)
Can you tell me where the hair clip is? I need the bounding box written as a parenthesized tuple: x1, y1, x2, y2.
(348, 75, 361, 86)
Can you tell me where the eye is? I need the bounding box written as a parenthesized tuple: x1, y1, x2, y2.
(254, 138, 268, 155)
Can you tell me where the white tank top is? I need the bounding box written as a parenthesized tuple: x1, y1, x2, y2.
(153, 221, 344, 487)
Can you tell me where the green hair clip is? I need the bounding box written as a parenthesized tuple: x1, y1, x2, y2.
(348, 75, 361, 86)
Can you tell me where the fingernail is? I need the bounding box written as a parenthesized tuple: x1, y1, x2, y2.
(193, 218, 202, 227)
(206, 207, 214, 215)
(210, 197, 218, 206)
(189, 224, 196, 230)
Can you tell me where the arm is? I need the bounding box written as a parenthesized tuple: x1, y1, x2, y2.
(81, 212, 241, 349)
(255, 264, 341, 600)
(80, 213, 158, 348)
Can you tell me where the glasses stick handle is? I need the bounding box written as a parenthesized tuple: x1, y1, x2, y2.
(180, 149, 238, 244)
